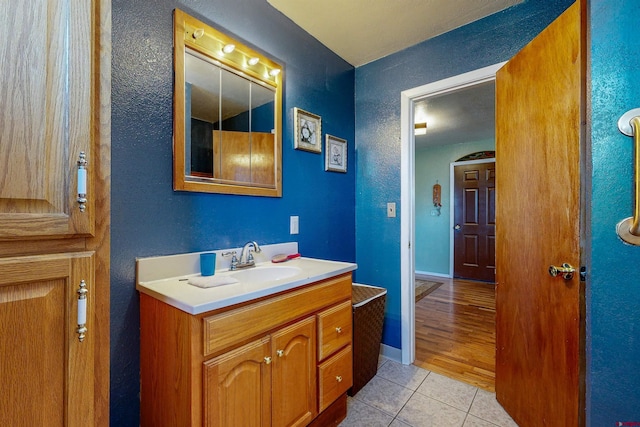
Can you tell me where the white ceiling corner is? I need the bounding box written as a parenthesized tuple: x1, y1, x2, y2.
(266, 0, 523, 67)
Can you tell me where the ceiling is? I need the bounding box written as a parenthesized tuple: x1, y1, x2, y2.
(414, 81, 495, 149)
(267, 0, 516, 149)
(267, 0, 522, 67)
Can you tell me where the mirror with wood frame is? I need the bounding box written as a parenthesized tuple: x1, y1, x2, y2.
(173, 9, 282, 196)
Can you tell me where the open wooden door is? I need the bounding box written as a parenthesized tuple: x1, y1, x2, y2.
(495, 1, 585, 426)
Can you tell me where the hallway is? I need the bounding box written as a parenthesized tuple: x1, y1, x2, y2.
(414, 277, 496, 391)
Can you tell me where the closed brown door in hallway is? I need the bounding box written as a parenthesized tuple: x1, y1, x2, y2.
(495, 1, 584, 425)
(453, 161, 496, 283)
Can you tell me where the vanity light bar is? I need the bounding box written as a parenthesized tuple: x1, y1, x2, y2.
(184, 21, 281, 87)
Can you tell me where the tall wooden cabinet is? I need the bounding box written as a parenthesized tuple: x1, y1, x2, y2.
(0, 1, 111, 425)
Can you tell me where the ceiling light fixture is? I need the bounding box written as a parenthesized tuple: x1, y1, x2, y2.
(269, 68, 281, 77)
(222, 43, 235, 54)
(414, 122, 427, 135)
(248, 57, 260, 66)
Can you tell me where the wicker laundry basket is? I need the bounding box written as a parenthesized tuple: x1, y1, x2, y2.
(349, 283, 387, 396)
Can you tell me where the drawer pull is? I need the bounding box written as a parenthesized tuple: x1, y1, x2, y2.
(336, 375, 343, 383)
(335, 327, 342, 334)
(276, 349, 284, 357)
(264, 356, 272, 365)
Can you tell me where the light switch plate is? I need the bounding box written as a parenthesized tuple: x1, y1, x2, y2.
(387, 202, 396, 218)
(290, 216, 299, 234)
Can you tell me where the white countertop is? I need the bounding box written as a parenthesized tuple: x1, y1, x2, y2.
(136, 256, 357, 315)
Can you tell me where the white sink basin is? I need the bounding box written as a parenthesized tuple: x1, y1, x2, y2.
(231, 265, 302, 282)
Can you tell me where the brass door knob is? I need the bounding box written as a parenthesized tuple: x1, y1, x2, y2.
(549, 263, 575, 280)
(264, 356, 272, 365)
(276, 349, 284, 357)
(336, 375, 343, 383)
(335, 327, 342, 334)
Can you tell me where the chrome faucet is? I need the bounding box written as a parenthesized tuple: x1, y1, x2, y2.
(237, 241, 261, 269)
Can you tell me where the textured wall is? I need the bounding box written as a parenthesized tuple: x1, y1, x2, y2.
(588, 0, 640, 423)
(111, 0, 354, 424)
(415, 140, 495, 275)
(354, 0, 574, 348)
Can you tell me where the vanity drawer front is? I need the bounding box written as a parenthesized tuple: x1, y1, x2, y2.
(318, 345, 352, 412)
(317, 300, 352, 361)
(203, 273, 352, 357)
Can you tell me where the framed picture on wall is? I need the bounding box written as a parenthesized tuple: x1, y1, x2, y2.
(325, 134, 347, 173)
(294, 107, 322, 153)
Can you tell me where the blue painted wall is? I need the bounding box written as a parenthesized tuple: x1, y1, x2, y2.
(354, 0, 574, 349)
(415, 140, 495, 275)
(111, 0, 354, 424)
(110, 0, 640, 423)
(588, 0, 640, 423)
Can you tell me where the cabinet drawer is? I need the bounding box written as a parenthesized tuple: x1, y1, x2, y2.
(318, 345, 352, 412)
(317, 300, 352, 361)
(203, 273, 351, 357)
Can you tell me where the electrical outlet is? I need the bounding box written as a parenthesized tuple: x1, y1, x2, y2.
(387, 202, 396, 218)
(290, 216, 299, 234)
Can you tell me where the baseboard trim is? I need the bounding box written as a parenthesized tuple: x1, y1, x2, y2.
(380, 344, 402, 363)
(415, 270, 451, 279)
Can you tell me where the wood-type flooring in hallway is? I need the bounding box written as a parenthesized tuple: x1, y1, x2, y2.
(413, 277, 496, 392)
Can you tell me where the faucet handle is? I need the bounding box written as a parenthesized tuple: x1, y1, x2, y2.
(222, 251, 238, 270)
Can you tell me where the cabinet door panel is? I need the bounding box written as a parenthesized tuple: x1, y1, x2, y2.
(0, 0, 94, 238)
(204, 337, 271, 427)
(0, 252, 95, 426)
(272, 316, 317, 427)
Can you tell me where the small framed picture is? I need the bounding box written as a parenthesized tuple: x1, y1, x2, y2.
(325, 134, 347, 173)
(294, 108, 322, 153)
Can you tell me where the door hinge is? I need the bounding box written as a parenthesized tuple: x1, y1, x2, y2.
(579, 266, 587, 282)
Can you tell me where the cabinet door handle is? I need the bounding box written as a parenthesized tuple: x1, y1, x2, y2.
(335, 326, 342, 334)
(276, 349, 284, 357)
(77, 152, 88, 212)
(263, 356, 272, 365)
(336, 375, 343, 383)
(76, 280, 88, 342)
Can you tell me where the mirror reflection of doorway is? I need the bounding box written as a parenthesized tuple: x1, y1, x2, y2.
(412, 79, 497, 391)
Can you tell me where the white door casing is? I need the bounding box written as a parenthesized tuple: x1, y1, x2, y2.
(399, 62, 505, 364)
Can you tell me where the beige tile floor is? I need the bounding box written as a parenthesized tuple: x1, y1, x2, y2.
(339, 357, 519, 427)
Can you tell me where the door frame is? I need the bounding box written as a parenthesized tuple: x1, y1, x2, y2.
(399, 62, 505, 364)
(449, 158, 496, 278)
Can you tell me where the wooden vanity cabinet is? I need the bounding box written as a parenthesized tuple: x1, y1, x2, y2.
(140, 272, 353, 427)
